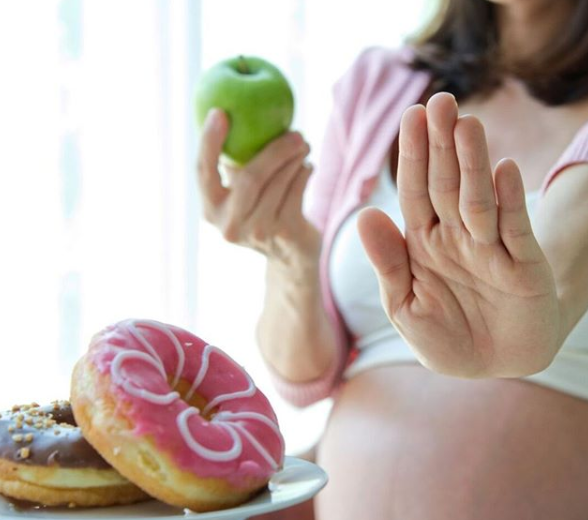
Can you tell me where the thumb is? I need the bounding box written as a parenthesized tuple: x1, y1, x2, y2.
(201, 108, 229, 160)
(357, 207, 412, 315)
(197, 109, 230, 204)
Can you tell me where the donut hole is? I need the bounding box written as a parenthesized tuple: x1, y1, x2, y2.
(173, 380, 218, 421)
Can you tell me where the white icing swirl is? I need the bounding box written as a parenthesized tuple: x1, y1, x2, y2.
(111, 350, 180, 405)
(177, 407, 243, 461)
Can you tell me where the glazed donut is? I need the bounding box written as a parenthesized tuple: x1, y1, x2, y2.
(71, 319, 285, 512)
(0, 401, 148, 507)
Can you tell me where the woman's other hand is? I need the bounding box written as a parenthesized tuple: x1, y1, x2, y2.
(357, 93, 560, 379)
(196, 109, 319, 268)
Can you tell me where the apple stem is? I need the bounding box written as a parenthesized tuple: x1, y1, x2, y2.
(237, 55, 251, 75)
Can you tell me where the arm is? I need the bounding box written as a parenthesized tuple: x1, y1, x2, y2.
(533, 164, 588, 345)
(257, 99, 350, 386)
(256, 238, 338, 382)
(196, 109, 339, 398)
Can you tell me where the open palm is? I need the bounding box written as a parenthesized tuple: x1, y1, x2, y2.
(357, 93, 560, 378)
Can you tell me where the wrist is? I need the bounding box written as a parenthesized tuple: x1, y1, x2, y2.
(267, 221, 322, 280)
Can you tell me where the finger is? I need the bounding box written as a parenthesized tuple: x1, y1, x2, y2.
(494, 158, 540, 263)
(229, 141, 310, 227)
(426, 93, 461, 226)
(246, 131, 306, 178)
(455, 115, 499, 244)
(196, 109, 230, 206)
(357, 207, 412, 316)
(248, 149, 310, 226)
(398, 105, 437, 231)
(279, 161, 313, 222)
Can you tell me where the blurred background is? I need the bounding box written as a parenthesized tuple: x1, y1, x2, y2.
(0, 0, 429, 454)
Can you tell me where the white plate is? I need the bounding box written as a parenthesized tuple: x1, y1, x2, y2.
(0, 457, 326, 520)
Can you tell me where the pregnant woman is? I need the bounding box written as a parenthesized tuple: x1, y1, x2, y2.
(197, 0, 588, 518)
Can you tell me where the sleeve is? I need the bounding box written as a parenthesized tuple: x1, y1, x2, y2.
(541, 121, 588, 194)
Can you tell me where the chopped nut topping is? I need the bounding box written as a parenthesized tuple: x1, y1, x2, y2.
(20, 405, 30, 411)
(54, 429, 60, 435)
(18, 447, 30, 459)
(7, 426, 15, 433)
(24, 433, 33, 443)
(68, 502, 76, 509)
(30, 410, 39, 416)
(16, 414, 24, 422)
(25, 417, 33, 426)
(12, 434, 23, 443)
(30, 403, 39, 408)
(11, 405, 21, 412)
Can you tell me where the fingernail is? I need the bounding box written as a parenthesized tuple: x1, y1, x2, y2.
(206, 108, 223, 128)
(290, 131, 303, 145)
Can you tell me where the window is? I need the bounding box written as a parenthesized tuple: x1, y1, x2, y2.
(0, 0, 428, 454)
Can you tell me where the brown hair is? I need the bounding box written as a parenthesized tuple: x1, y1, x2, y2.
(409, 0, 588, 106)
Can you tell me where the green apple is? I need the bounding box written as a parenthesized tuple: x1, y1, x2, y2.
(194, 55, 295, 165)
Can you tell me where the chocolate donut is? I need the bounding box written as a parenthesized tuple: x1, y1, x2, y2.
(0, 401, 148, 507)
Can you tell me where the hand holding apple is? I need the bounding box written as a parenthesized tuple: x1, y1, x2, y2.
(196, 108, 318, 267)
(195, 55, 295, 165)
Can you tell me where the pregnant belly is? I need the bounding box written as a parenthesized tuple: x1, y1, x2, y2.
(316, 364, 588, 520)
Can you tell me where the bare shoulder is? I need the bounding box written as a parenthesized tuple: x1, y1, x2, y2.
(539, 163, 588, 219)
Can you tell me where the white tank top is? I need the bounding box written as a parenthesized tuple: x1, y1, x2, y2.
(329, 162, 588, 398)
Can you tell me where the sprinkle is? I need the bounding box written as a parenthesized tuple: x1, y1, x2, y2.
(24, 433, 33, 443)
(113, 447, 121, 456)
(12, 434, 23, 443)
(18, 447, 30, 459)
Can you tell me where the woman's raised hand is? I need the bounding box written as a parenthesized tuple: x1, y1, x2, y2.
(196, 109, 319, 266)
(358, 93, 560, 378)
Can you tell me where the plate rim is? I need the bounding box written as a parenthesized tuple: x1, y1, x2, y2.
(0, 456, 328, 520)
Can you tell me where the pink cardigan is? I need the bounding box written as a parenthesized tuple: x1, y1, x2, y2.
(267, 46, 588, 407)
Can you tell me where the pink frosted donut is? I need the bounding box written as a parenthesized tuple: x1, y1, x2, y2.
(70, 319, 285, 512)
